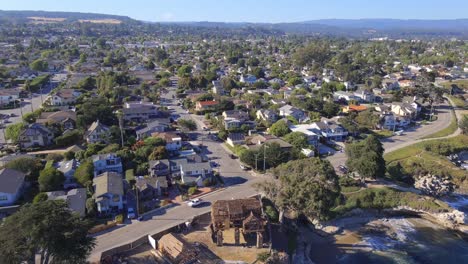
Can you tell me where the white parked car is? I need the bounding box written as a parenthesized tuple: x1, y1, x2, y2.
(187, 198, 202, 207)
(127, 208, 136, 219)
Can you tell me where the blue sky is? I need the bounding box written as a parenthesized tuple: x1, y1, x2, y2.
(1, 0, 467, 22)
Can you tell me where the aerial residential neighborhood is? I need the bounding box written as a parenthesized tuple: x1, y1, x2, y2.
(0, 3, 467, 264)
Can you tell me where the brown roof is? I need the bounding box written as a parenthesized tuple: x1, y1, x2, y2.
(211, 198, 263, 224)
(158, 233, 197, 264)
(197, 100, 218, 106)
(151, 132, 181, 143)
(36, 110, 77, 124)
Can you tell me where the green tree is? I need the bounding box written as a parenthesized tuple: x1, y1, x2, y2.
(4, 157, 43, 182)
(178, 119, 197, 131)
(30, 59, 48, 71)
(0, 200, 95, 264)
(33, 192, 48, 203)
(284, 132, 309, 149)
(55, 130, 82, 147)
(322, 102, 341, 118)
(38, 167, 65, 192)
(346, 135, 385, 179)
(5, 123, 26, 143)
(269, 120, 290, 137)
(149, 146, 168, 160)
(255, 158, 340, 221)
(459, 115, 468, 135)
(177, 65, 192, 77)
(74, 160, 94, 186)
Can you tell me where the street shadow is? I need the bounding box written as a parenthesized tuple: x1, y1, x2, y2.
(223, 176, 248, 186)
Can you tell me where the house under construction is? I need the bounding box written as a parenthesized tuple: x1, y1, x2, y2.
(210, 197, 266, 248)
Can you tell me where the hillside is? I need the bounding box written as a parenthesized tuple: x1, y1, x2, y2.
(0, 10, 136, 24)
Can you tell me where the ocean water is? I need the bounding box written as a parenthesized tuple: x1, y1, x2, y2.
(336, 216, 468, 264)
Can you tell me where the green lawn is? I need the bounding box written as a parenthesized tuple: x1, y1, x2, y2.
(332, 187, 451, 216)
(447, 95, 467, 109)
(384, 135, 468, 189)
(421, 110, 458, 139)
(372, 129, 394, 138)
(441, 80, 468, 90)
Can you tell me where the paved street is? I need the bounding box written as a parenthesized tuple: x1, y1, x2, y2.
(89, 87, 262, 262)
(327, 100, 455, 169)
(0, 73, 64, 143)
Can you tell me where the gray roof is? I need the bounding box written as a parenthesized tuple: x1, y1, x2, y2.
(86, 120, 109, 135)
(0, 168, 25, 194)
(181, 162, 211, 172)
(92, 153, 121, 163)
(20, 123, 52, 137)
(149, 159, 170, 169)
(47, 188, 86, 216)
(57, 159, 78, 175)
(228, 133, 245, 141)
(93, 172, 124, 197)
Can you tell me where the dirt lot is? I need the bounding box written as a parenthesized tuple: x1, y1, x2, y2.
(78, 19, 122, 24)
(183, 214, 268, 263)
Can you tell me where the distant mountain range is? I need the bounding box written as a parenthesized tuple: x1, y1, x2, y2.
(1, 10, 467, 38)
(0, 10, 134, 23)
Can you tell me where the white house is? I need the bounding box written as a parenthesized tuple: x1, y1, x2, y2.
(18, 123, 54, 149)
(279, 105, 306, 122)
(0, 168, 25, 206)
(85, 120, 110, 144)
(48, 89, 82, 106)
(226, 133, 245, 147)
(92, 153, 123, 177)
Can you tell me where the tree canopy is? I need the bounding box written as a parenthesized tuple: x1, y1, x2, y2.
(269, 120, 290, 137)
(346, 135, 386, 179)
(38, 167, 65, 192)
(255, 158, 340, 220)
(0, 200, 95, 264)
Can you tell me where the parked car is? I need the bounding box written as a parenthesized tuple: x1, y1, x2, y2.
(127, 208, 136, 219)
(240, 164, 251, 171)
(338, 165, 348, 173)
(188, 198, 202, 207)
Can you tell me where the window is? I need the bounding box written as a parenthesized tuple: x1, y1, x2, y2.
(0, 195, 8, 201)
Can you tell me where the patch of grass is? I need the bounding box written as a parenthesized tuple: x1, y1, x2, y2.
(385, 135, 468, 189)
(341, 186, 361, 193)
(441, 80, 468, 90)
(332, 187, 451, 216)
(125, 169, 135, 182)
(448, 95, 467, 109)
(421, 110, 458, 139)
(372, 129, 394, 138)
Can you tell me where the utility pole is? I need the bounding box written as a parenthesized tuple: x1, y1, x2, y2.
(117, 111, 125, 148)
(254, 153, 259, 171)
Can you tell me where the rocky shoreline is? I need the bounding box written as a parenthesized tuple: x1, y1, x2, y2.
(312, 203, 468, 236)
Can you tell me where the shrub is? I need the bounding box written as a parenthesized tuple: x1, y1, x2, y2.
(46, 153, 64, 163)
(64, 151, 75, 161)
(33, 193, 48, 204)
(257, 252, 270, 262)
(115, 214, 124, 224)
(188, 186, 198, 196)
(55, 130, 82, 147)
(203, 178, 215, 187)
(265, 205, 279, 222)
